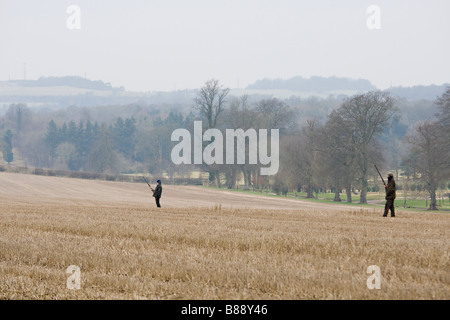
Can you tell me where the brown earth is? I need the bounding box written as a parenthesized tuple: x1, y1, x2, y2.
(0, 172, 361, 211)
(0, 172, 448, 300)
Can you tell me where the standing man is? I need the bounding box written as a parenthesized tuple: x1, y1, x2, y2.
(151, 180, 162, 208)
(383, 173, 396, 217)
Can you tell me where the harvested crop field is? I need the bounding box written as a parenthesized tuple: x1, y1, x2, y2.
(0, 172, 448, 299)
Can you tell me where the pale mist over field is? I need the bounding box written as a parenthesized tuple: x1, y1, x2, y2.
(0, 0, 449, 92)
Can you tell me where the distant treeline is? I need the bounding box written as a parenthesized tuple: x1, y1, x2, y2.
(246, 76, 449, 101)
(247, 76, 377, 92)
(0, 164, 202, 185)
(2, 76, 448, 114)
(388, 84, 450, 100)
(8, 76, 119, 91)
(1, 80, 449, 209)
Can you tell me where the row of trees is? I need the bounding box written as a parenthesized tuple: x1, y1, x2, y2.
(43, 117, 138, 172)
(192, 80, 449, 210)
(191, 81, 396, 203)
(191, 79, 296, 188)
(1, 81, 448, 209)
(276, 91, 397, 204)
(401, 89, 450, 209)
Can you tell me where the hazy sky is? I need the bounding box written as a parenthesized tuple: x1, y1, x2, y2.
(1, 0, 449, 92)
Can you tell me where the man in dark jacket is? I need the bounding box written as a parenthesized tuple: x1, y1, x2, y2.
(383, 173, 396, 217)
(151, 180, 162, 208)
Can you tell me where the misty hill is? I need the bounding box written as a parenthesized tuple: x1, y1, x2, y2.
(9, 76, 122, 91)
(246, 76, 449, 101)
(388, 84, 450, 100)
(246, 76, 377, 92)
(1, 76, 448, 114)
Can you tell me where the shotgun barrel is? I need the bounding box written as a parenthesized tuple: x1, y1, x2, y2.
(374, 165, 386, 187)
(142, 176, 154, 191)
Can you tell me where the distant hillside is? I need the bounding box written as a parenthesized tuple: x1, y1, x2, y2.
(387, 84, 450, 100)
(8, 76, 123, 91)
(246, 76, 449, 101)
(246, 76, 377, 92)
(1, 76, 448, 112)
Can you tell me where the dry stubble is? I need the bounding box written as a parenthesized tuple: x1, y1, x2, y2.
(0, 174, 448, 300)
(0, 202, 449, 299)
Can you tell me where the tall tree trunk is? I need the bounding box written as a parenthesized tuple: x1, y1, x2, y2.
(242, 167, 249, 190)
(229, 167, 236, 189)
(429, 188, 437, 210)
(253, 169, 259, 189)
(215, 170, 221, 188)
(346, 184, 352, 203)
(360, 152, 368, 204)
(333, 176, 341, 202)
(209, 171, 215, 185)
(360, 178, 368, 204)
(306, 184, 314, 198)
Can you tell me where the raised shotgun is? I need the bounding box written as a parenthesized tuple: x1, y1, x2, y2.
(142, 176, 154, 192)
(374, 164, 386, 187)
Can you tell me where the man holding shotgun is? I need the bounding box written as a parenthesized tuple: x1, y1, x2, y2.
(143, 177, 163, 208)
(383, 173, 396, 217)
(375, 166, 396, 217)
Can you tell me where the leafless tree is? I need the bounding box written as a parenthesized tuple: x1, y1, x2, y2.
(405, 120, 449, 210)
(193, 79, 230, 129)
(435, 86, 450, 150)
(337, 91, 397, 204)
(222, 95, 256, 189)
(279, 120, 318, 198)
(4, 103, 31, 134)
(255, 98, 296, 130)
(402, 87, 450, 210)
(318, 110, 357, 202)
(436, 86, 450, 129)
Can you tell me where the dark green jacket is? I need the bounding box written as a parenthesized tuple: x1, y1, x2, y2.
(385, 179, 396, 200)
(153, 184, 162, 198)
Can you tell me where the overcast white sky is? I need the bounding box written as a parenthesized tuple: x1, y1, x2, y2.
(1, 0, 449, 92)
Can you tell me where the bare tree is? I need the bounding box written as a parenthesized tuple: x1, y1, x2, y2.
(255, 98, 296, 130)
(337, 91, 397, 204)
(279, 120, 318, 198)
(4, 103, 31, 134)
(254, 98, 296, 189)
(436, 86, 450, 129)
(405, 120, 449, 210)
(319, 110, 357, 203)
(194, 79, 230, 129)
(192, 79, 230, 186)
(222, 95, 255, 189)
(435, 86, 450, 151)
(402, 87, 450, 210)
(301, 119, 318, 198)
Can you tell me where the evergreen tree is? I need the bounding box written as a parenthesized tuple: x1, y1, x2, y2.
(45, 120, 59, 159)
(113, 117, 136, 158)
(3, 129, 14, 164)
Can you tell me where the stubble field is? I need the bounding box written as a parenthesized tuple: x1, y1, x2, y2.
(0, 172, 448, 299)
